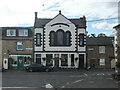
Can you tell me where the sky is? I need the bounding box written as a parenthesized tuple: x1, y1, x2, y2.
(0, 0, 119, 36)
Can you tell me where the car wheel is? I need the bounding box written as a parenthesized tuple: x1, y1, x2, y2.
(45, 69, 49, 72)
(29, 68, 33, 72)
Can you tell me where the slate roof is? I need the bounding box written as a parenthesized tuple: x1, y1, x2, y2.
(113, 24, 120, 28)
(34, 18, 86, 28)
(86, 37, 114, 46)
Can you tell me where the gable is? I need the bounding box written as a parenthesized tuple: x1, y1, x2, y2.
(45, 13, 75, 27)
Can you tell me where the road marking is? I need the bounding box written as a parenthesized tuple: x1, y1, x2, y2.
(97, 73, 104, 76)
(106, 78, 113, 80)
(84, 73, 88, 76)
(61, 79, 84, 88)
(73, 79, 84, 84)
(107, 74, 111, 75)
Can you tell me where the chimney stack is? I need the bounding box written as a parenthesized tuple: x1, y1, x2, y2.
(35, 12, 37, 19)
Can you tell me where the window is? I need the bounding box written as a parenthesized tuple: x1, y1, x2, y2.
(88, 48, 94, 51)
(7, 29, 16, 36)
(19, 30, 28, 36)
(50, 31, 55, 46)
(99, 58, 105, 66)
(56, 30, 64, 45)
(36, 33, 41, 46)
(46, 54, 53, 66)
(50, 30, 71, 46)
(99, 46, 105, 53)
(79, 34, 84, 47)
(17, 42, 23, 50)
(61, 54, 68, 66)
(65, 31, 71, 46)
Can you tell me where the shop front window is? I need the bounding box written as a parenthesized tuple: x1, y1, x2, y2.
(61, 54, 68, 66)
(24, 56, 31, 65)
(46, 54, 53, 66)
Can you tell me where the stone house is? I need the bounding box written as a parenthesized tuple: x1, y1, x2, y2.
(86, 37, 115, 69)
(2, 27, 33, 69)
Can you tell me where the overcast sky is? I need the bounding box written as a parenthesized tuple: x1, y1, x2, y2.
(0, 0, 119, 36)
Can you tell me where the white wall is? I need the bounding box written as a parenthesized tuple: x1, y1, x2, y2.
(44, 14, 76, 51)
(34, 28, 43, 51)
(34, 14, 86, 52)
(78, 28, 86, 51)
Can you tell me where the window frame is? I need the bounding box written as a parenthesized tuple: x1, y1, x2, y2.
(99, 46, 105, 53)
(79, 34, 84, 47)
(99, 58, 105, 66)
(36, 33, 41, 46)
(49, 30, 71, 46)
(7, 29, 16, 36)
(18, 29, 28, 36)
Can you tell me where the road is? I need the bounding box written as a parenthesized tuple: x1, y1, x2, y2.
(1, 69, 120, 90)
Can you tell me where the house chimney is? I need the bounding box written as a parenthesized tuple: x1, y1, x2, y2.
(83, 16, 86, 20)
(35, 12, 37, 19)
(59, 10, 61, 14)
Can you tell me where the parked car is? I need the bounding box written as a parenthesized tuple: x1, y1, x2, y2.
(25, 64, 53, 72)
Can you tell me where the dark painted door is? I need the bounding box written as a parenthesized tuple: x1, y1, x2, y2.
(79, 54, 84, 69)
(36, 58, 41, 64)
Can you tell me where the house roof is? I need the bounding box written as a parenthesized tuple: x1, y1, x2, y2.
(34, 18, 86, 28)
(86, 37, 114, 46)
(113, 24, 120, 28)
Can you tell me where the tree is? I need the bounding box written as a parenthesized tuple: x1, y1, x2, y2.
(97, 33, 107, 37)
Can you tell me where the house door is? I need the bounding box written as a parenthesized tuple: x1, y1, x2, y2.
(17, 56, 24, 69)
(79, 54, 84, 69)
(111, 59, 115, 69)
(36, 58, 41, 64)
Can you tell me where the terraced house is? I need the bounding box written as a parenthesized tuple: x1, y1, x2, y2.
(2, 27, 33, 69)
(34, 11, 87, 69)
(86, 37, 115, 69)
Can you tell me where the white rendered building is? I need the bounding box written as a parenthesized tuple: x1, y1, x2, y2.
(34, 11, 86, 69)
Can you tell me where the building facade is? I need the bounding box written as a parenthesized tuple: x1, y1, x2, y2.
(34, 11, 87, 69)
(0, 27, 2, 67)
(114, 24, 120, 74)
(87, 37, 115, 69)
(2, 27, 33, 69)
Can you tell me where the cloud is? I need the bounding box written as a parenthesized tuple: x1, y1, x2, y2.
(92, 22, 118, 30)
(0, 0, 119, 27)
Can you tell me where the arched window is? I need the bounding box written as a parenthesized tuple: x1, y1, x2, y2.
(65, 31, 71, 46)
(50, 31, 55, 46)
(56, 30, 64, 46)
(49, 30, 71, 46)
